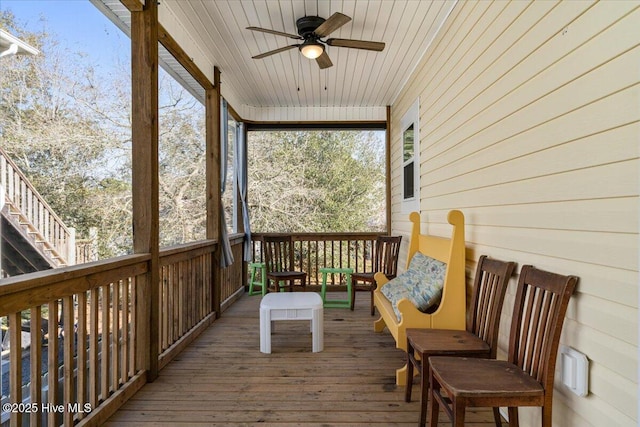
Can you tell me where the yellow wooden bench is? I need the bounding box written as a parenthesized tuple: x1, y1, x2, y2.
(373, 210, 466, 385)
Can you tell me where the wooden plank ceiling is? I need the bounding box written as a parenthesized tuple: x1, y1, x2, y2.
(97, 0, 457, 121)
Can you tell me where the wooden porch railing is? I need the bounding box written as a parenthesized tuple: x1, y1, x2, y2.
(0, 237, 246, 427)
(220, 234, 245, 310)
(0, 147, 75, 267)
(0, 232, 378, 426)
(0, 254, 149, 427)
(157, 240, 217, 369)
(251, 232, 385, 287)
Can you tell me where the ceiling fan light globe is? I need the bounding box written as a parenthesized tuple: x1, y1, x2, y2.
(300, 43, 324, 59)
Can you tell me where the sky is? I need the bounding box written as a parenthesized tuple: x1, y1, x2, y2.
(1, 0, 129, 67)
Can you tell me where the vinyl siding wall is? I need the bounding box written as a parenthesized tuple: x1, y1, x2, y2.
(390, 1, 639, 426)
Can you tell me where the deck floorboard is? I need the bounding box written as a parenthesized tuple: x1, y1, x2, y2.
(105, 292, 500, 426)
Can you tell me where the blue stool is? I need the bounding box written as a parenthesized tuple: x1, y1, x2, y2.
(248, 262, 267, 296)
(319, 267, 353, 308)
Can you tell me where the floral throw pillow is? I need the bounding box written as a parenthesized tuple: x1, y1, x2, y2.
(380, 252, 447, 321)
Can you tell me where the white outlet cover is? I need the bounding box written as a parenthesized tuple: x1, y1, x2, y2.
(560, 345, 589, 397)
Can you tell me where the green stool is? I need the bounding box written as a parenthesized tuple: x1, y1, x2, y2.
(319, 267, 353, 308)
(248, 262, 267, 296)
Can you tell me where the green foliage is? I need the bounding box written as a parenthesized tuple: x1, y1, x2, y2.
(248, 130, 385, 233)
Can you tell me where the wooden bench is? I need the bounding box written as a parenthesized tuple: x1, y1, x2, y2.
(373, 210, 466, 385)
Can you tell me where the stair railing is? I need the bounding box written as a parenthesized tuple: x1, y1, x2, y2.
(0, 147, 74, 267)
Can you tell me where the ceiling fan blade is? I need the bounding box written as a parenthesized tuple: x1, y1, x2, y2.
(246, 26, 302, 40)
(316, 51, 333, 69)
(326, 38, 385, 51)
(313, 12, 351, 38)
(252, 45, 299, 59)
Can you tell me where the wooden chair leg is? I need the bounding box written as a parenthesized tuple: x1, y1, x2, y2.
(541, 404, 552, 427)
(508, 407, 519, 427)
(427, 369, 439, 427)
(492, 407, 502, 426)
(350, 282, 356, 311)
(453, 398, 465, 427)
(419, 357, 429, 426)
(404, 348, 414, 402)
(370, 289, 375, 316)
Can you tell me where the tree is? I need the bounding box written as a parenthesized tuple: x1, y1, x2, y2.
(158, 75, 206, 246)
(0, 11, 133, 259)
(247, 130, 385, 233)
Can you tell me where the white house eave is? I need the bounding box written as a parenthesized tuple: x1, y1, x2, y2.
(0, 29, 39, 57)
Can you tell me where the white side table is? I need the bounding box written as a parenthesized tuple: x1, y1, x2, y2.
(259, 292, 324, 353)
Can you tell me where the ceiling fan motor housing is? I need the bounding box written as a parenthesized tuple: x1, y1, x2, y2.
(296, 16, 325, 39)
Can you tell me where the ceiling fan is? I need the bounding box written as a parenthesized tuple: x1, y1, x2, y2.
(247, 12, 385, 69)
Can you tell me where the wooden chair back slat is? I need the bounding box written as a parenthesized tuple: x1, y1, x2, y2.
(468, 255, 517, 357)
(508, 266, 579, 387)
(374, 235, 402, 277)
(264, 235, 294, 273)
(262, 234, 307, 292)
(352, 235, 402, 315)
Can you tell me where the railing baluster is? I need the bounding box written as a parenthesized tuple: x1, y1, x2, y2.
(101, 284, 110, 401)
(27, 187, 33, 227)
(197, 255, 203, 320)
(160, 269, 165, 351)
(185, 259, 191, 330)
(161, 267, 167, 351)
(192, 258, 197, 328)
(38, 200, 44, 237)
(9, 311, 23, 427)
(111, 281, 120, 392)
(30, 306, 43, 427)
(1, 155, 6, 195)
(89, 287, 99, 408)
(172, 264, 179, 342)
(63, 295, 75, 426)
(121, 280, 129, 384)
(129, 277, 137, 378)
(20, 180, 26, 212)
(47, 300, 59, 427)
(44, 210, 49, 246)
(188, 259, 193, 332)
(8, 164, 15, 200)
(178, 261, 184, 336)
(77, 291, 87, 421)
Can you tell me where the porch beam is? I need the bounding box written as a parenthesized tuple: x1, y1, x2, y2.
(246, 121, 386, 130)
(119, 0, 143, 12)
(158, 23, 214, 91)
(131, 0, 159, 381)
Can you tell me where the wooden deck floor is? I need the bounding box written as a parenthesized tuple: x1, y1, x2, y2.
(105, 292, 500, 426)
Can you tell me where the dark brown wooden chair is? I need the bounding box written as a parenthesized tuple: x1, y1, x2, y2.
(351, 235, 402, 315)
(262, 235, 307, 292)
(405, 255, 516, 427)
(428, 265, 579, 427)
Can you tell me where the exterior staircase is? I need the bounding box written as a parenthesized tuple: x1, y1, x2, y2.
(0, 147, 75, 277)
